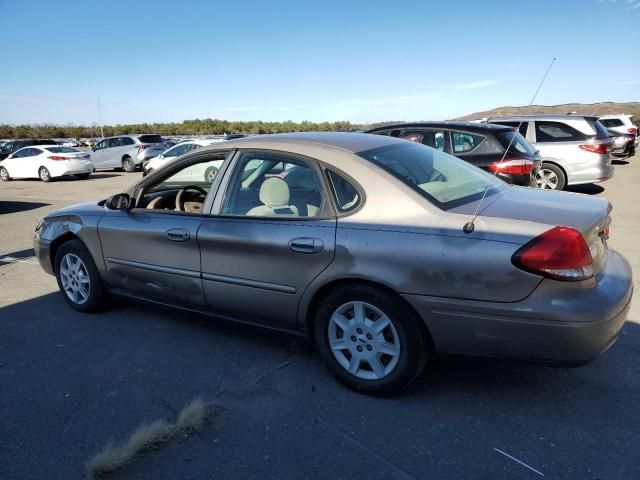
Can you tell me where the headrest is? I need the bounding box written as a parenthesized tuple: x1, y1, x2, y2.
(259, 177, 290, 206)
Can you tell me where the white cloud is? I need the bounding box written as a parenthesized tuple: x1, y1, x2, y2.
(452, 80, 501, 91)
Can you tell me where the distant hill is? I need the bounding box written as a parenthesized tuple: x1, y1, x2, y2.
(456, 102, 640, 121)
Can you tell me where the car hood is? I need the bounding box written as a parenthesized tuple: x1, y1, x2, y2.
(450, 185, 610, 234)
(47, 201, 106, 218)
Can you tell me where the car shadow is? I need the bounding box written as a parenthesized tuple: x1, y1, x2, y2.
(0, 248, 35, 266)
(565, 183, 604, 195)
(0, 200, 49, 215)
(612, 159, 630, 165)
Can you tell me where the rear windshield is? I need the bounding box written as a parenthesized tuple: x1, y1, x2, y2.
(600, 118, 624, 128)
(45, 146, 80, 153)
(138, 135, 163, 144)
(495, 131, 537, 156)
(358, 142, 505, 210)
(590, 120, 611, 140)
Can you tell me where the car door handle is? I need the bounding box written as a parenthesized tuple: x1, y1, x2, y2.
(166, 228, 190, 242)
(289, 237, 323, 254)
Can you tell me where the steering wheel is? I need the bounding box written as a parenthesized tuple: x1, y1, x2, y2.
(175, 185, 208, 212)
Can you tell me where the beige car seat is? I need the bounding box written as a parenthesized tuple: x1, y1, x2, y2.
(247, 177, 299, 217)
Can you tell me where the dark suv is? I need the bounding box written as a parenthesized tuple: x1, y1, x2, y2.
(365, 122, 541, 186)
(0, 139, 57, 161)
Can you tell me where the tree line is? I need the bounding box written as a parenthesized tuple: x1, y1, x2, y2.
(0, 119, 394, 139)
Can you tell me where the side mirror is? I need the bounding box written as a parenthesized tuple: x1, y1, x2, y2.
(106, 193, 132, 210)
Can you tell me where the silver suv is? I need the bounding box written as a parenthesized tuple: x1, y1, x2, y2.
(488, 115, 613, 190)
(90, 134, 164, 172)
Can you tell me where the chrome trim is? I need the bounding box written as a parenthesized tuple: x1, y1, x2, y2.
(106, 257, 201, 278)
(201, 272, 296, 294)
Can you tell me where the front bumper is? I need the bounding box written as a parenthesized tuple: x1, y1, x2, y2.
(403, 249, 633, 365)
(34, 236, 54, 275)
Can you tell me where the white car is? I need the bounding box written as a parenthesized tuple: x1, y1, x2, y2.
(599, 115, 637, 137)
(143, 139, 224, 177)
(0, 145, 93, 182)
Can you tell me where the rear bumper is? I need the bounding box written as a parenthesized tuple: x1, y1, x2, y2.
(403, 250, 633, 365)
(566, 154, 615, 185)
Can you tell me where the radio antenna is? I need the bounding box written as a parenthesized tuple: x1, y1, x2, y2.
(462, 57, 556, 234)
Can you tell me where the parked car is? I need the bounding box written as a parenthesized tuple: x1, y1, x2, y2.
(0, 139, 58, 161)
(487, 115, 614, 190)
(599, 114, 637, 137)
(90, 134, 164, 172)
(143, 139, 226, 177)
(33, 133, 632, 395)
(366, 122, 541, 187)
(0, 145, 92, 182)
(608, 129, 636, 157)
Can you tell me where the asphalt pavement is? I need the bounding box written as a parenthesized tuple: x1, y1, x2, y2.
(1, 158, 639, 480)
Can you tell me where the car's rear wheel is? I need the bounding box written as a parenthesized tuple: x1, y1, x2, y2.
(314, 285, 429, 395)
(54, 240, 106, 312)
(535, 163, 565, 190)
(0, 167, 11, 181)
(122, 157, 135, 173)
(39, 167, 52, 182)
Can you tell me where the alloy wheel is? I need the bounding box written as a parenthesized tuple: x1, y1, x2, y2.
(0, 168, 8, 181)
(59, 253, 91, 305)
(327, 301, 401, 380)
(39, 168, 50, 181)
(535, 168, 558, 189)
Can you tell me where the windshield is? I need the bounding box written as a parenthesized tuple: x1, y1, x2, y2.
(358, 142, 505, 210)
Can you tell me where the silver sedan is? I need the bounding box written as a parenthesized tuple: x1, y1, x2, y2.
(33, 133, 633, 395)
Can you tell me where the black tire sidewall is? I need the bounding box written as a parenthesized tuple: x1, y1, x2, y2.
(540, 163, 565, 190)
(314, 285, 428, 395)
(54, 239, 105, 312)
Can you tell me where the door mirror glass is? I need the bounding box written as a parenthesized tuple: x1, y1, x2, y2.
(106, 193, 132, 210)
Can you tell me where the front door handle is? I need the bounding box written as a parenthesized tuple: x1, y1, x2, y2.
(289, 237, 323, 254)
(166, 228, 190, 242)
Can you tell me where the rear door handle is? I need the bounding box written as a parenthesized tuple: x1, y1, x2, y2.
(166, 228, 190, 242)
(289, 237, 323, 254)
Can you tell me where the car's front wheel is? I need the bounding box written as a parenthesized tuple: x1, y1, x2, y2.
(54, 240, 106, 312)
(0, 167, 11, 181)
(314, 285, 430, 395)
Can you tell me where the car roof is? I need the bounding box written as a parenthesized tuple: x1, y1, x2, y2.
(489, 114, 598, 121)
(203, 132, 403, 154)
(365, 121, 513, 134)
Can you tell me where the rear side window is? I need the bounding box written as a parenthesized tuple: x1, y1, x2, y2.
(535, 121, 587, 142)
(451, 132, 484, 153)
(600, 118, 624, 128)
(326, 169, 361, 213)
(138, 135, 163, 144)
(400, 129, 446, 151)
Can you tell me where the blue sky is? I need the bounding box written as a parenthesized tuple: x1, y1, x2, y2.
(0, 0, 638, 125)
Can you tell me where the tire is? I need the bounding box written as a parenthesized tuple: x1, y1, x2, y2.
(75, 173, 90, 180)
(54, 239, 106, 312)
(0, 167, 10, 181)
(314, 285, 430, 395)
(535, 163, 565, 190)
(39, 167, 52, 182)
(204, 166, 219, 183)
(122, 157, 135, 173)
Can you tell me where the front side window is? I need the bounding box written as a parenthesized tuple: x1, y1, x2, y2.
(452, 131, 485, 154)
(1, 143, 13, 154)
(12, 148, 29, 158)
(535, 121, 587, 142)
(223, 152, 326, 218)
(358, 142, 505, 210)
(94, 140, 108, 150)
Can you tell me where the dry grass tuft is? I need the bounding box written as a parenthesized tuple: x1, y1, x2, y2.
(86, 398, 212, 478)
(175, 397, 208, 432)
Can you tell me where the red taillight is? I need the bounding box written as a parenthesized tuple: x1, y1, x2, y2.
(512, 226, 593, 281)
(47, 156, 69, 161)
(579, 143, 611, 154)
(488, 158, 533, 175)
(628, 127, 638, 135)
